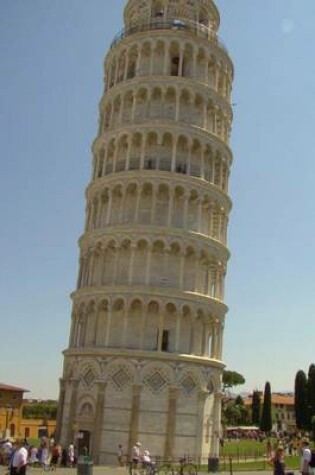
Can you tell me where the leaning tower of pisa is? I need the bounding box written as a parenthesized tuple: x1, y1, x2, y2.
(57, 0, 234, 465)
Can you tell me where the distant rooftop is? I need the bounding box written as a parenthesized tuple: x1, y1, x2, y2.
(0, 382, 29, 393)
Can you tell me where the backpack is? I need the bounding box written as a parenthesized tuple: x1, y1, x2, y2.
(309, 450, 315, 468)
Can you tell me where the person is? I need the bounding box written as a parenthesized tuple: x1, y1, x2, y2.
(300, 438, 312, 475)
(270, 447, 285, 475)
(28, 445, 38, 466)
(39, 439, 50, 471)
(142, 449, 154, 470)
(266, 439, 272, 458)
(2, 439, 13, 466)
(117, 444, 123, 467)
(50, 443, 61, 469)
(10, 440, 28, 475)
(131, 442, 141, 464)
(68, 442, 75, 468)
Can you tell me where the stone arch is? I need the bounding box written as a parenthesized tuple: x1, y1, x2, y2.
(110, 297, 127, 347)
(182, 42, 194, 78)
(127, 45, 138, 79)
(179, 88, 192, 124)
(154, 183, 169, 226)
(150, 239, 167, 286)
(143, 299, 161, 351)
(102, 239, 117, 285)
(204, 143, 214, 182)
(117, 238, 132, 284)
(151, 0, 165, 19)
(145, 131, 158, 170)
(110, 184, 123, 225)
(105, 138, 115, 175)
(150, 86, 163, 119)
(122, 90, 134, 124)
(129, 132, 142, 170)
(187, 188, 199, 231)
(125, 298, 145, 349)
(176, 135, 189, 174)
(133, 239, 149, 285)
(116, 134, 129, 172)
(121, 181, 137, 223)
(112, 95, 122, 127)
(159, 302, 178, 353)
(168, 241, 181, 289)
(169, 41, 180, 77)
(157, 131, 173, 171)
(135, 86, 148, 122)
(155, 40, 167, 76)
(139, 182, 153, 224)
(183, 245, 196, 292)
(172, 185, 185, 228)
(95, 299, 110, 347)
(164, 86, 176, 121)
(190, 138, 202, 177)
(196, 46, 206, 82)
(141, 40, 152, 76)
(193, 92, 204, 129)
(77, 399, 95, 418)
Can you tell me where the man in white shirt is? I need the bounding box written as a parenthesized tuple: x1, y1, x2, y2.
(300, 439, 312, 475)
(10, 440, 28, 475)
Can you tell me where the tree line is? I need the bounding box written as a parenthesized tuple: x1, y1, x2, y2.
(295, 364, 315, 436)
(222, 363, 315, 439)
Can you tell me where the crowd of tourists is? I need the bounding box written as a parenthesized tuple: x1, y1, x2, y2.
(0, 437, 76, 471)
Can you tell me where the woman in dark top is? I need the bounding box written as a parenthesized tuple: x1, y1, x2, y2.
(271, 447, 285, 475)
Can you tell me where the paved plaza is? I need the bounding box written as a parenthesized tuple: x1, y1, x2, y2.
(0, 467, 276, 475)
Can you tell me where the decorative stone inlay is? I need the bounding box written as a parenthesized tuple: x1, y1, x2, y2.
(83, 368, 96, 388)
(181, 374, 197, 396)
(144, 370, 168, 394)
(111, 367, 132, 390)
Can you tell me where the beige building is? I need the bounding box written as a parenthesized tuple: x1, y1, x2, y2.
(0, 383, 56, 440)
(57, 0, 234, 464)
(244, 393, 296, 432)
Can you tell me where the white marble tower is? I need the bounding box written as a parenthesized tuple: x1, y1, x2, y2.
(57, 0, 233, 465)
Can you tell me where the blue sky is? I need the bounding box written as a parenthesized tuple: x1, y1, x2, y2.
(1, 0, 314, 399)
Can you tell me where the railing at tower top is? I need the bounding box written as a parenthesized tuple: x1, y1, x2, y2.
(110, 18, 229, 55)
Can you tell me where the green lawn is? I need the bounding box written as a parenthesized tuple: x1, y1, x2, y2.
(210, 439, 302, 472)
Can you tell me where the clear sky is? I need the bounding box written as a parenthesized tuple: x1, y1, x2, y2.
(1, 0, 314, 400)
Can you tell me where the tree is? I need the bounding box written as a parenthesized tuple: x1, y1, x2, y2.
(295, 370, 309, 430)
(222, 396, 249, 426)
(311, 415, 315, 442)
(22, 402, 58, 420)
(222, 370, 245, 391)
(308, 364, 315, 427)
(260, 381, 272, 433)
(252, 390, 261, 426)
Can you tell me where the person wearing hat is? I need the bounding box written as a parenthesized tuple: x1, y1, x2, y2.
(131, 442, 142, 463)
(300, 438, 312, 475)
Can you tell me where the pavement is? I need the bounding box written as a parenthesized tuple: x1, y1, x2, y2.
(0, 466, 277, 475)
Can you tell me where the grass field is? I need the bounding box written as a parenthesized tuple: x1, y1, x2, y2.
(212, 439, 302, 472)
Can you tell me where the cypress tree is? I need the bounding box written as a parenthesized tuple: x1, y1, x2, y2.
(295, 370, 308, 430)
(308, 364, 315, 426)
(252, 390, 261, 426)
(260, 382, 272, 433)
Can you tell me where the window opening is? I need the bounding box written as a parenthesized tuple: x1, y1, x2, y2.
(162, 330, 169, 351)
